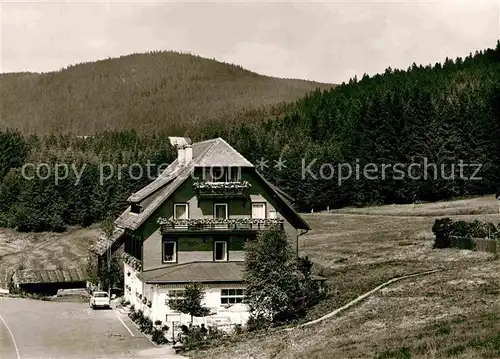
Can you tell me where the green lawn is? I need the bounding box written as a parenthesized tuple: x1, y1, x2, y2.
(191, 195, 500, 359)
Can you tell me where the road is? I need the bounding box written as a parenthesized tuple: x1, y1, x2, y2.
(0, 296, 181, 359)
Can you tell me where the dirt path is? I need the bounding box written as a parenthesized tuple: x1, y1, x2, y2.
(286, 268, 445, 331)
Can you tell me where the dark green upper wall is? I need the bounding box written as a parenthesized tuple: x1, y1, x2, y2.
(136, 168, 299, 270)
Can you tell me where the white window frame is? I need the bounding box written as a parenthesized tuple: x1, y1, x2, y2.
(214, 241, 228, 262)
(269, 209, 277, 219)
(162, 240, 177, 263)
(251, 202, 267, 219)
(220, 289, 246, 305)
(174, 203, 189, 220)
(228, 167, 241, 182)
(214, 203, 228, 220)
(210, 166, 226, 182)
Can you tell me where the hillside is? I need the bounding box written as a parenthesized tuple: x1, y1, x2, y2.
(0, 51, 332, 135)
(193, 196, 500, 359)
(1, 44, 500, 232)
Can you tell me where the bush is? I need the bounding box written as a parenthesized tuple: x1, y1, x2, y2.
(207, 326, 225, 340)
(244, 230, 323, 326)
(432, 218, 500, 249)
(154, 320, 162, 326)
(432, 218, 453, 248)
(182, 327, 207, 351)
(128, 310, 140, 322)
(233, 324, 243, 335)
(151, 328, 169, 345)
(140, 317, 154, 335)
(246, 314, 272, 332)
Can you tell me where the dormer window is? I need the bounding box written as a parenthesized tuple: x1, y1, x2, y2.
(131, 203, 142, 214)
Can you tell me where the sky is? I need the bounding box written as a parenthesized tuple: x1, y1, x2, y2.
(1, 0, 499, 84)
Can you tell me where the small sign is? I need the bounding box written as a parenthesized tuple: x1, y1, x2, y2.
(166, 313, 181, 322)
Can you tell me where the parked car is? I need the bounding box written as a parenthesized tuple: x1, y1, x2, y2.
(89, 291, 111, 309)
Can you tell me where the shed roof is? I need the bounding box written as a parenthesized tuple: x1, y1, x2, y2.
(13, 267, 88, 284)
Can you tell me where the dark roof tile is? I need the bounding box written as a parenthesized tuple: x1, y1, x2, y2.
(138, 262, 244, 283)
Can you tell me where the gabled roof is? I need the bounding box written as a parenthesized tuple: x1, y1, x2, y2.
(195, 138, 254, 167)
(89, 227, 126, 256)
(126, 138, 253, 204)
(115, 166, 193, 230)
(127, 162, 181, 202)
(112, 136, 309, 233)
(254, 171, 310, 230)
(138, 262, 244, 284)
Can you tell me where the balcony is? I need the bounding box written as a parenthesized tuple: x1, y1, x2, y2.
(158, 218, 284, 234)
(193, 181, 251, 199)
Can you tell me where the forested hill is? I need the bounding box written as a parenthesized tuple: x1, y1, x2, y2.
(237, 41, 500, 210)
(0, 50, 331, 135)
(0, 42, 499, 232)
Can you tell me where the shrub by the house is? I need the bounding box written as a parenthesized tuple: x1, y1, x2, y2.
(167, 282, 211, 324)
(244, 228, 324, 328)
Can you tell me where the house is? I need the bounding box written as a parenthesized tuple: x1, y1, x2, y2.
(90, 137, 310, 331)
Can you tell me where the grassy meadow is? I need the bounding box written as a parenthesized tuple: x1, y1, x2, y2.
(191, 195, 500, 359)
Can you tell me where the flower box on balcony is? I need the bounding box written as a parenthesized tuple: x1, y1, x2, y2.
(158, 218, 284, 233)
(193, 181, 251, 198)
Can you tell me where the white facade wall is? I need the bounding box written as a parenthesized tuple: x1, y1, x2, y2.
(155, 285, 250, 331)
(123, 262, 142, 309)
(124, 263, 250, 334)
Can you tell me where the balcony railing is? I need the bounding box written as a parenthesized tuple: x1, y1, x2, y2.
(158, 218, 284, 233)
(193, 181, 251, 198)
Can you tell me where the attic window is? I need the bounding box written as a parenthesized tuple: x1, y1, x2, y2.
(131, 203, 142, 214)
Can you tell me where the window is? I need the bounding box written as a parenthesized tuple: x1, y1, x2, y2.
(228, 167, 241, 182)
(174, 203, 188, 220)
(163, 241, 177, 262)
(165, 289, 185, 307)
(221, 289, 245, 304)
(203, 167, 240, 182)
(269, 209, 277, 219)
(94, 292, 108, 298)
(211, 166, 225, 182)
(214, 203, 228, 220)
(214, 241, 227, 261)
(252, 203, 266, 219)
